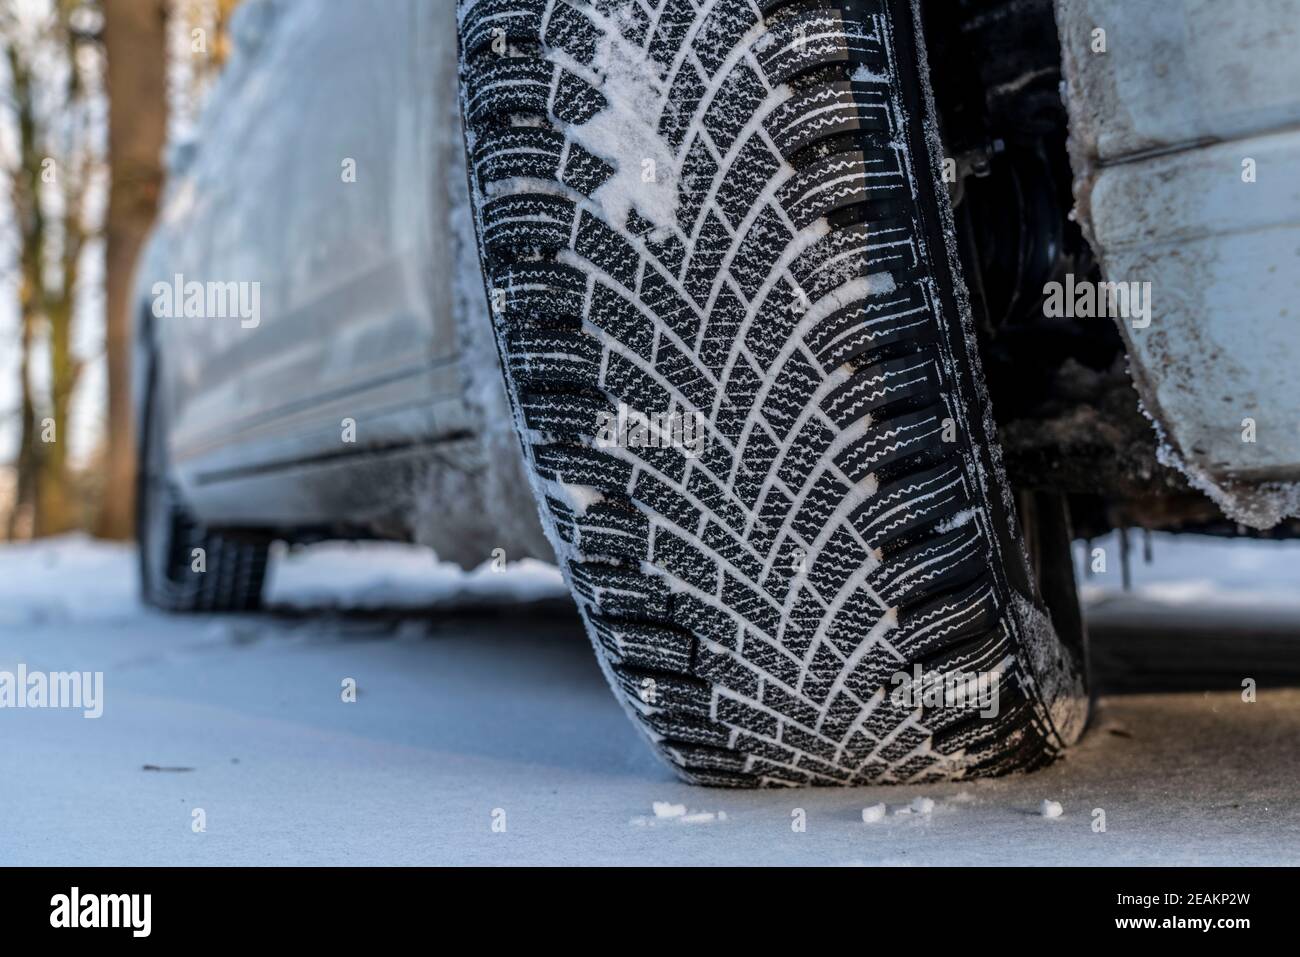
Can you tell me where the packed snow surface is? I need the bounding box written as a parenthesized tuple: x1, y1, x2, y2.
(1, 533, 1298, 865)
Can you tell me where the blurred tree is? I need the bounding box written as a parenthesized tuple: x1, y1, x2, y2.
(209, 0, 240, 71)
(1, 0, 103, 538)
(173, 0, 240, 123)
(96, 0, 167, 540)
(3, 35, 42, 539)
(2, 0, 236, 539)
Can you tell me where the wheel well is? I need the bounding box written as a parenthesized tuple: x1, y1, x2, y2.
(919, 0, 1299, 539)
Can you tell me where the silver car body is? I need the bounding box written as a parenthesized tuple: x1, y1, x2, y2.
(133, 0, 546, 565)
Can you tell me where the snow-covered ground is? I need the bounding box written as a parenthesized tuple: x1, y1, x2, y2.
(1076, 529, 1300, 611)
(1, 533, 1298, 865)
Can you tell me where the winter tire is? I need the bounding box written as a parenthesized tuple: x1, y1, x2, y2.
(456, 0, 1088, 785)
(137, 348, 270, 613)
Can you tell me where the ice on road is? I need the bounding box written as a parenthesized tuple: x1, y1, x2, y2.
(1, 534, 1298, 865)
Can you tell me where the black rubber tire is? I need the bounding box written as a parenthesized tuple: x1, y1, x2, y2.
(136, 350, 270, 613)
(456, 0, 1088, 785)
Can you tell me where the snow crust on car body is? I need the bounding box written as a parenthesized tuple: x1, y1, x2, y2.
(1057, 0, 1300, 529)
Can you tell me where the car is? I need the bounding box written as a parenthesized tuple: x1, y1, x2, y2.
(134, 0, 1300, 787)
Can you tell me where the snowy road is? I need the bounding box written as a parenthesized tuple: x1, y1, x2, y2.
(2, 535, 1299, 866)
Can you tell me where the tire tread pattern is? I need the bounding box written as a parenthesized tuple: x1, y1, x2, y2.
(458, 0, 1075, 786)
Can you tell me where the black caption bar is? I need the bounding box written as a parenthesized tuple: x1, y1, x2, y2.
(0, 866, 1283, 942)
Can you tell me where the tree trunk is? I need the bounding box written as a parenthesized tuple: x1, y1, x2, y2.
(96, 0, 168, 540)
(7, 312, 37, 540)
(5, 43, 44, 538)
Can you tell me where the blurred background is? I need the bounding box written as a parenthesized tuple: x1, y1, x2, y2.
(0, 0, 238, 541)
